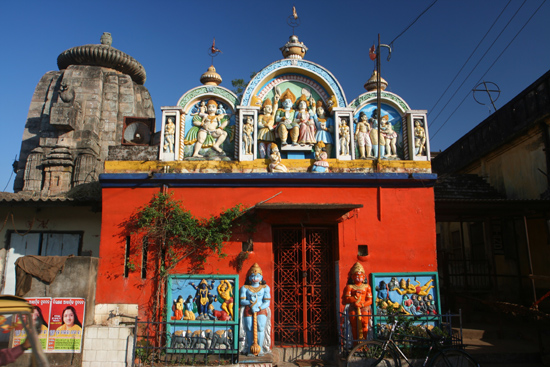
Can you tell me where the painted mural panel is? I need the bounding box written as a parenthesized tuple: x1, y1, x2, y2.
(182, 100, 235, 160)
(166, 275, 239, 353)
(353, 104, 404, 160)
(371, 273, 440, 318)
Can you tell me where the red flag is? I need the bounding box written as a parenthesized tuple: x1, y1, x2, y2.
(369, 45, 376, 61)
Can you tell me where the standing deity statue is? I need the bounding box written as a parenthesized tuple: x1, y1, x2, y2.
(414, 119, 426, 156)
(239, 263, 271, 356)
(243, 116, 254, 155)
(217, 280, 234, 321)
(369, 109, 386, 158)
(342, 262, 372, 344)
(296, 95, 316, 145)
(355, 112, 373, 159)
(257, 95, 279, 158)
(275, 89, 299, 146)
(164, 117, 176, 153)
(380, 115, 398, 158)
(339, 118, 351, 156)
(313, 100, 334, 158)
(191, 279, 216, 320)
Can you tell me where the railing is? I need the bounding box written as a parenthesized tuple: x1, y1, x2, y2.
(132, 318, 238, 367)
(339, 311, 463, 358)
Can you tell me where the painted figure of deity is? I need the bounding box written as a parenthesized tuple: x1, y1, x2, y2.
(380, 115, 397, 158)
(369, 109, 386, 158)
(275, 89, 299, 146)
(171, 295, 184, 320)
(312, 141, 329, 173)
(339, 118, 351, 156)
(296, 95, 316, 145)
(342, 262, 372, 343)
(185, 100, 229, 157)
(191, 279, 216, 320)
(257, 96, 279, 157)
(243, 116, 254, 155)
(355, 112, 373, 159)
(268, 143, 288, 173)
(164, 117, 176, 153)
(183, 295, 195, 320)
(313, 100, 334, 157)
(414, 119, 426, 156)
(217, 280, 234, 321)
(240, 263, 271, 356)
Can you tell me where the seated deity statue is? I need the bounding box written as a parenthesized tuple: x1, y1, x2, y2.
(296, 95, 316, 146)
(184, 100, 229, 157)
(239, 263, 271, 356)
(275, 89, 299, 146)
(268, 143, 288, 173)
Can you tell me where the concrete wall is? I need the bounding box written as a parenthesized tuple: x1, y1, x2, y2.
(461, 125, 548, 200)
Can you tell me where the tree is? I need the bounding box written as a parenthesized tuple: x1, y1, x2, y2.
(231, 71, 257, 100)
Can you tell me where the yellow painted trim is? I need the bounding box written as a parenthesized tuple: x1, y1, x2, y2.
(105, 160, 431, 173)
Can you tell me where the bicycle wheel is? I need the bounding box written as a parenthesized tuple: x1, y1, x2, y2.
(347, 341, 399, 367)
(430, 349, 479, 367)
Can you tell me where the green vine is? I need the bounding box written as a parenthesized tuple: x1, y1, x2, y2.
(125, 192, 249, 349)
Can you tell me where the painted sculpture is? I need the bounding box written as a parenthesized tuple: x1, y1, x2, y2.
(312, 141, 329, 173)
(339, 118, 351, 156)
(314, 100, 334, 157)
(243, 116, 254, 155)
(268, 143, 288, 173)
(380, 115, 397, 158)
(414, 119, 426, 156)
(164, 117, 176, 153)
(190, 279, 216, 320)
(369, 109, 385, 158)
(296, 94, 316, 146)
(257, 96, 279, 158)
(217, 279, 234, 320)
(239, 263, 271, 356)
(185, 99, 229, 157)
(342, 262, 372, 343)
(171, 295, 184, 320)
(275, 89, 299, 146)
(355, 112, 373, 159)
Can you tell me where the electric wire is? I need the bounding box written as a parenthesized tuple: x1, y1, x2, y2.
(389, 0, 439, 47)
(431, 0, 547, 140)
(429, 0, 528, 129)
(428, 0, 512, 118)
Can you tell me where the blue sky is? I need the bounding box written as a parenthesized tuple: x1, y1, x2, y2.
(1, 0, 548, 191)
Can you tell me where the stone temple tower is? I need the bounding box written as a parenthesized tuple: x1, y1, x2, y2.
(14, 33, 155, 194)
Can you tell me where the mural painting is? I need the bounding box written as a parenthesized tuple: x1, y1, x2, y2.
(166, 275, 239, 354)
(371, 272, 440, 319)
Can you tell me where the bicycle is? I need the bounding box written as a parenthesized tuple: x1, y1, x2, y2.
(347, 320, 479, 367)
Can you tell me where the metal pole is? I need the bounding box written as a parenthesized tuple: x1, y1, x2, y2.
(523, 215, 538, 307)
(376, 34, 382, 165)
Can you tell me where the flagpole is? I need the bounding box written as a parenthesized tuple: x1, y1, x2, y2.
(376, 34, 381, 168)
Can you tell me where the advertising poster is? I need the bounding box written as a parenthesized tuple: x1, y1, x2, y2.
(13, 298, 51, 350)
(47, 298, 85, 353)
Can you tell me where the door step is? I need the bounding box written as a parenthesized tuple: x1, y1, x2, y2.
(272, 347, 340, 366)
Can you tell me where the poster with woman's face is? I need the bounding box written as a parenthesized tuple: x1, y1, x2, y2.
(12, 298, 51, 350)
(47, 298, 86, 353)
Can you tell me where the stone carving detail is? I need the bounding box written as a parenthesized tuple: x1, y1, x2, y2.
(73, 153, 99, 187)
(22, 149, 44, 192)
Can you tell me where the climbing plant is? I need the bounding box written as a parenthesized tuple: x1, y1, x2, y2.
(124, 192, 248, 345)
